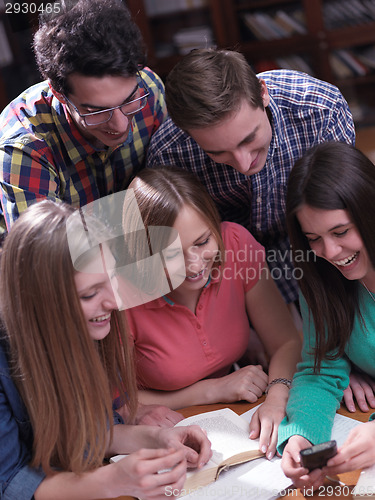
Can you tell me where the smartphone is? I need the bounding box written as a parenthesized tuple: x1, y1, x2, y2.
(300, 440, 337, 471)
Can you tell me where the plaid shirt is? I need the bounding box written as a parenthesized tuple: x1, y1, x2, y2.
(147, 70, 355, 303)
(0, 67, 166, 233)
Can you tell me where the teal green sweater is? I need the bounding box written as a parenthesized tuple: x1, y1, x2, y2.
(277, 287, 375, 453)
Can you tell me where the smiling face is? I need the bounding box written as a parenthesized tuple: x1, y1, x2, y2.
(63, 73, 140, 148)
(169, 205, 219, 295)
(297, 204, 375, 286)
(74, 246, 120, 341)
(187, 81, 272, 176)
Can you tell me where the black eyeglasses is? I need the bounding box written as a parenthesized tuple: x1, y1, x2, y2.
(64, 75, 150, 126)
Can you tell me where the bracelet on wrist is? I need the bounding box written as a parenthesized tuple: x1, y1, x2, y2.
(265, 378, 292, 394)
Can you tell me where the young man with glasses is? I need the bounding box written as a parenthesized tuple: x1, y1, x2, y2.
(0, 0, 167, 239)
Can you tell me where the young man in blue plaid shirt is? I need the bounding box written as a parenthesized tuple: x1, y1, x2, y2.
(0, 0, 167, 239)
(146, 48, 355, 306)
(146, 48, 374, 412)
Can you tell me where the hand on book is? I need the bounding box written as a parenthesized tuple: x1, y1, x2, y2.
(281, 435, 326, 489)
(323, 421, 375, 475)
(157, 425, 213, 469)
(249, 399, 287, 459)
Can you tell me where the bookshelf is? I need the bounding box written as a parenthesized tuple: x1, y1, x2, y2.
(211, 0, 375, 126)
(127, 0, 375, 125)
(1, 0, 375, 126)
(126, 0, 224, 79)
(0, 0, 42, 111)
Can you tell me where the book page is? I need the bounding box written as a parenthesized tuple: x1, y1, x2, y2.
(181, 405, 362, 499)
(352, 464, 375, 498)
(182, 453, 292, 499)
(330, 412, 361, 446)
(175, 408, 260, 464)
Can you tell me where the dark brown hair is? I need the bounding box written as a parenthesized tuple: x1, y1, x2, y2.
(34, 0, 146, 95)
(286, 141, 375, 370)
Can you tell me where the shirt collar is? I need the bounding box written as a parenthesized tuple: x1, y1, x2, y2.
(161, 274, 213, 307)
(266, 94, 284, 151)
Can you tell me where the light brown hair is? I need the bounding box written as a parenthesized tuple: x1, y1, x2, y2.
(165, 48, 264, 131)
(0, 200, 137, 474)
(124, 166, 226, 282)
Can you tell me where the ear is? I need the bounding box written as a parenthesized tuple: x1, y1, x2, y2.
(259, 79, 270, 108)
(48, 81, 66, 104)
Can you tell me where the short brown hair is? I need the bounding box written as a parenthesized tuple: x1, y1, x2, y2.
(165, 48, 264, 131)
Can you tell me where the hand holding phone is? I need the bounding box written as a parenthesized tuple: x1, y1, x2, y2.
(300, 440, 337, 471)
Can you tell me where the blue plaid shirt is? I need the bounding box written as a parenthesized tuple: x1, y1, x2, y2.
(146, 70, 355, 303)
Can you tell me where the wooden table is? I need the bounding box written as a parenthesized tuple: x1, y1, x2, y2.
(106, 398, 370, 499)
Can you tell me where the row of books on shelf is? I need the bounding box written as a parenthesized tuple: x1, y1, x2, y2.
(323, 0, 375, 30)
(242, 0, 375, 43)
(254, 55, 314, 77)
(155, 25, 214, 58)
(143, 0, 208, 17)
(241, 9, 306, 41)
(330, 46, 375, 79)
(252, 45, 375, 81)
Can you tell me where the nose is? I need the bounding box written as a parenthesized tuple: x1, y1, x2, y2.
(109, 107, 130, 129)
(231, 148, 252, 174)
(103, 279, 121, 310)
(321, 238, 342, 261)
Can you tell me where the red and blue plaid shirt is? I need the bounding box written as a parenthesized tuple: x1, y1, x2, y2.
(0, 67, 167, 233)
(146, 70, 356, 303)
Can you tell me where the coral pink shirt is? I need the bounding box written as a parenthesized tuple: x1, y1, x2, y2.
(126, 222, 265, 391)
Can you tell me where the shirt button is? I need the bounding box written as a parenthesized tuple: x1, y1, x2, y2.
(198, 304, 203, 310)
(256, 196, 262, 203)
(256, 223, 261, 230)
(197, 324, 201, 329)
(202, 341, 207, 346)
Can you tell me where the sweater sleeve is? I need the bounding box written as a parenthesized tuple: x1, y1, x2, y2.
(277, 293, 351, 454)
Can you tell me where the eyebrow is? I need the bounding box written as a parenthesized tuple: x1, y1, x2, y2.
(204, 126, 259, 155)
(79, 83, 138, 111)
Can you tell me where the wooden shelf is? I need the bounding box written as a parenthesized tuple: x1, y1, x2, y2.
(1, 0, 374, 126)
(326, 22, 375, 50)
(239, 35, 315, 60)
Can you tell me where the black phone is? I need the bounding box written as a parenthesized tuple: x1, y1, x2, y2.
(300, 440, 337, 471)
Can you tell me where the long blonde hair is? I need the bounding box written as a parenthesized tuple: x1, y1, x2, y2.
(0, 200, 137, 474)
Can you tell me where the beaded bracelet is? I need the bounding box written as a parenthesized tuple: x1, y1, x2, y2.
(265, 377, 292, 394)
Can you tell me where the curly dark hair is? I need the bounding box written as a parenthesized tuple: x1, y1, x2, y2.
(33, 0, 146, 95)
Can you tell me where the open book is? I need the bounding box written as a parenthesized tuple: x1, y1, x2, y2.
(110, 408, 265, 494)
(173, 408, 265, 492)
(110, 405, 362, 499)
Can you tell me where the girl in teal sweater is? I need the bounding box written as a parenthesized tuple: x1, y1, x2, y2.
(277, 141, 375, 489)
